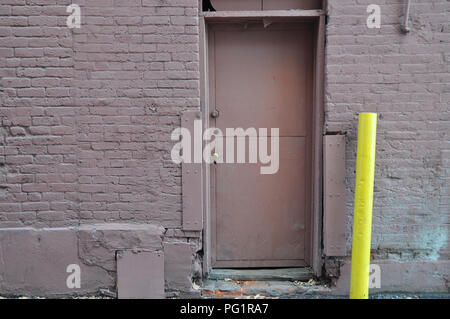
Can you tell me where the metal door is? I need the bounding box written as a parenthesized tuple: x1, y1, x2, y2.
(209, 22, 314, 268)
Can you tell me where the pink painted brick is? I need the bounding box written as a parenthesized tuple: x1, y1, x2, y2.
(0, 0, 447, 297)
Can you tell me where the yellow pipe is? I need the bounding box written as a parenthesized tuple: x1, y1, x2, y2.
(350, 113, 377, 299)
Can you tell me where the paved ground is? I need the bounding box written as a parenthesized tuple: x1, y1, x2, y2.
(1, 279, 449, 299)
(200, 278, 450, 299)
(1, 293, 449, 299)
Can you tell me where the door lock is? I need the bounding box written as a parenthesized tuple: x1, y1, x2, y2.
(211, 110, 219, 118)
(212, 152, 219, 165)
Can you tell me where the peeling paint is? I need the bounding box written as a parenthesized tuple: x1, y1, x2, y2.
(415, 224, 448, 261)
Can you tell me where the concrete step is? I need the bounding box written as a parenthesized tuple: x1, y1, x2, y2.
(201, 278, 330, 298)
(207, 268, 314, 281)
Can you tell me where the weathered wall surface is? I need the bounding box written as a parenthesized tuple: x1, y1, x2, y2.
(0, 224, 165, 296)
(0, 0, 199, 227)
(325, 0, 449, 290)
(0, 0, 448, 296)
(0, 0, 201, 297)
(1, 0, 77, 228)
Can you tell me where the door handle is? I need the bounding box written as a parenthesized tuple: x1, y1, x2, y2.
(211, 110, 219, 118)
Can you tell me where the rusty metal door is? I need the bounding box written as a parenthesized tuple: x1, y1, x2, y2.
(209, 22, 313, 268)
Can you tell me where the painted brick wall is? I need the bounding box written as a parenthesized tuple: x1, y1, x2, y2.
(1, 0, 78, 227)
(0, 0, 448, 284)
(0, 0, 200, 232)
(72, 0, 199, 228)
(326, 0, 449, 261)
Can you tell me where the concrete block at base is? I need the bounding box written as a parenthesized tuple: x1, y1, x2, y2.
(0, 223, 165, 297)
(77, 223, 165, 272)
(164, 242, 194, 293)
(332, 259, 450, 295)
(0, 227, 111, 296)
(117, 250, 165, 299)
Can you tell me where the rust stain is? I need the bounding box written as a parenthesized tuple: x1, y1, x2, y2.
(242, 280, 260, 287)
(202, 289, 243, 298)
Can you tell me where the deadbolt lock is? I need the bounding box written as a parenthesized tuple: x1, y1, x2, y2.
(211, 110, 219, 118)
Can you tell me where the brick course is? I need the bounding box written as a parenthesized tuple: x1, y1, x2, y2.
(0, 0, 200, 231)
(326, 0, 449, 261)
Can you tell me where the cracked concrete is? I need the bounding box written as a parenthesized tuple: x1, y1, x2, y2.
(0, 227, 111, 296)
(0, 223, 181, 297)
(0, 223, 203, 298)
(201, 278, 331, 299)
(77, 223, 165, 272)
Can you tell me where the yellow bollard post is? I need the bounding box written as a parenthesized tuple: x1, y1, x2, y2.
(350, 113, 377, 299)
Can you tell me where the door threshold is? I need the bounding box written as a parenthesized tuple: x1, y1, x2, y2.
(208, 267, 314, 281)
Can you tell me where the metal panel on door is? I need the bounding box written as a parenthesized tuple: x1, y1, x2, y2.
(214, 26, 310, 137)
(209, 22, 314, 268)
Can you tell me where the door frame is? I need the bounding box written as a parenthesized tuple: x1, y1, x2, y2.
(199, 9, 325, 276)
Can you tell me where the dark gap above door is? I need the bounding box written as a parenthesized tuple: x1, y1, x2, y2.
(204, 0, 323, 12)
